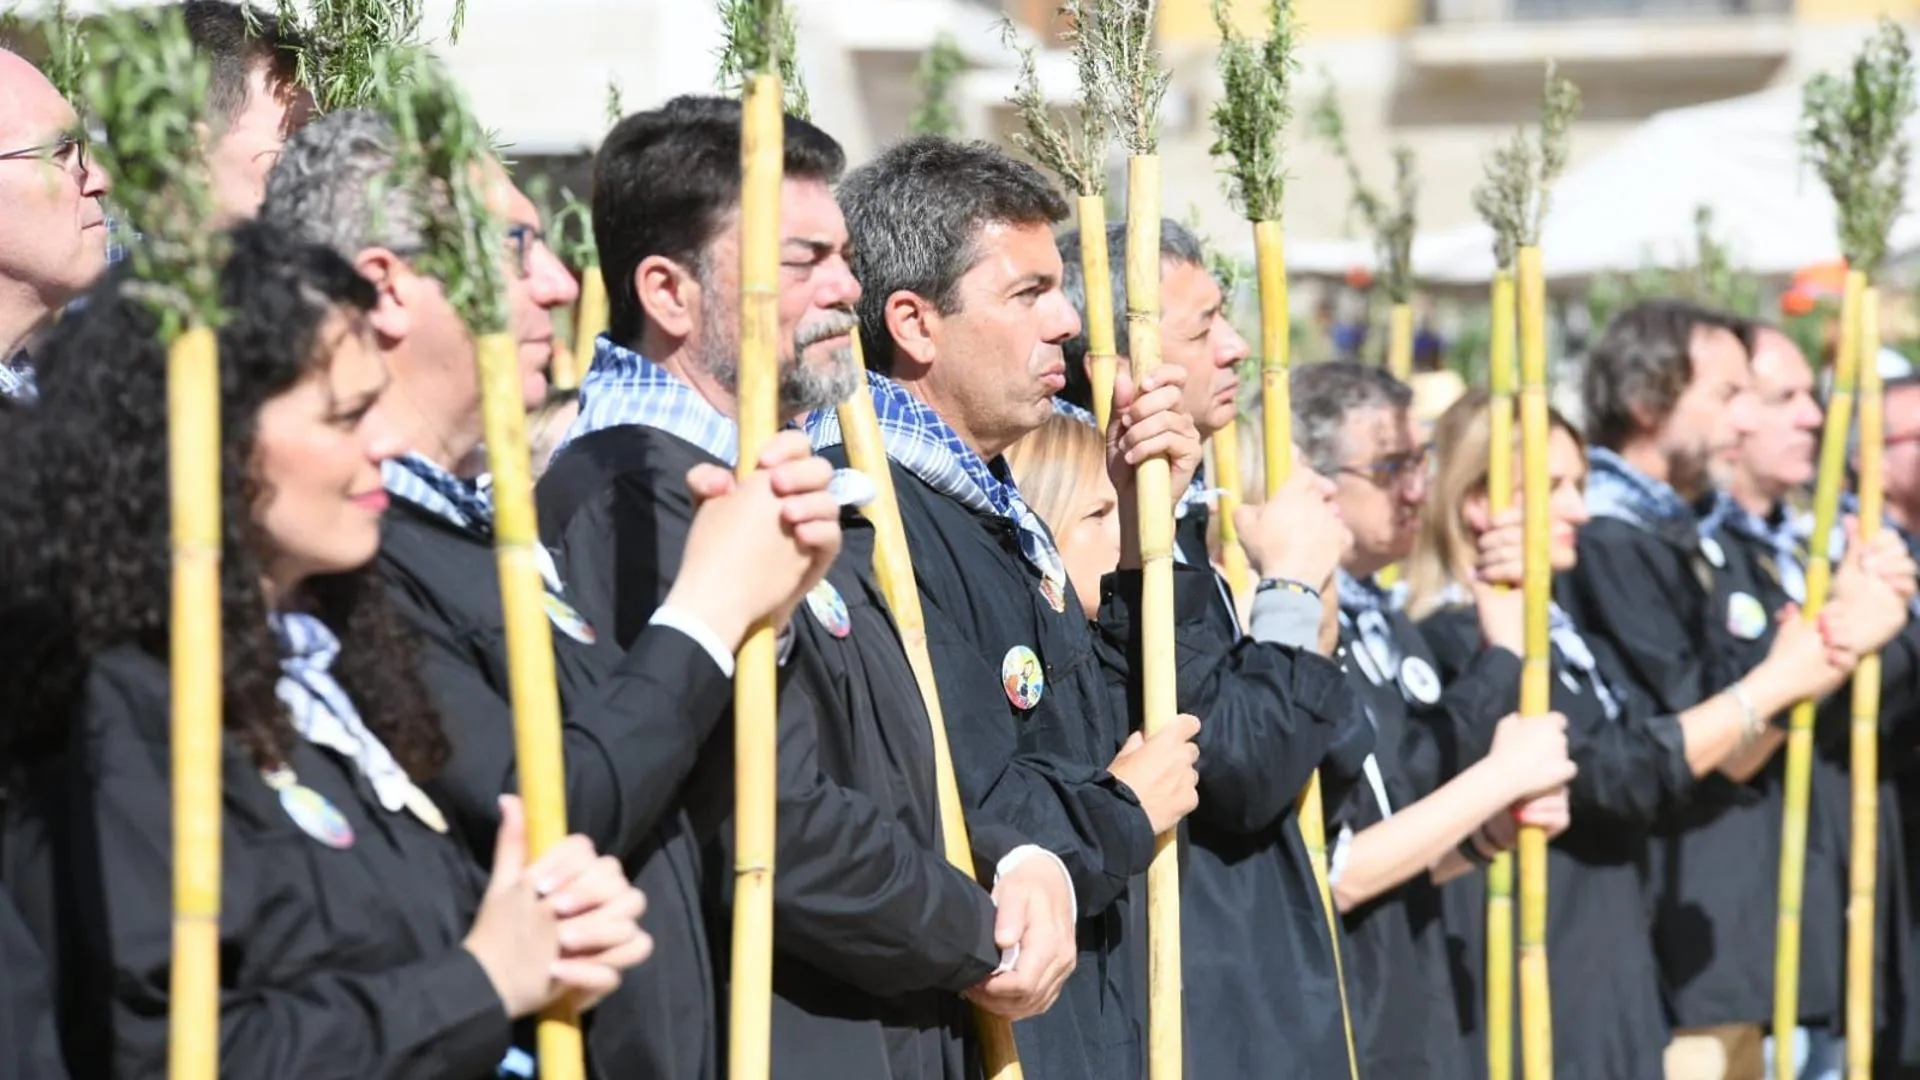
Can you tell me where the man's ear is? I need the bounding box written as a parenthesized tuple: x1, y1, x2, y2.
(633, 255, 698, 342)
(353, 248, 414, 343)
(883, 290, 939, 376)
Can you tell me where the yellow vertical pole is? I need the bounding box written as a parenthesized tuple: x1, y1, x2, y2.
(1388, 301, 1414, 380)
(561, 270, 606, 392)
(1080, 195, 1120, 435)
(1516, 245, 1554, 1080)
(728, 70, 784, 1080)
(167, 324, 223, 1080)
(1214, 420, 1251, 602)
(1485, 268, 1518, 1080)
(1845, 285, 1884, 1080)
(1775, 270, 1865, 1080)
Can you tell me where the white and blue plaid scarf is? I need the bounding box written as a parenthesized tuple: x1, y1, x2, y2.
(270, 611, 417, 813)
(0, 355, 33, 403)
(382, 453, 570, 598)
(1710, 502, 1809, 605)
(1585, 447, 1700, 543)
(809, 370, 1066, 590)
(1431, 581, 1623, 722)
(1337, 569, 1407, 682)
(560, 336, 738, 465)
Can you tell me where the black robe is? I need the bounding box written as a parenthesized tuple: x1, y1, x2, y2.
(538, 424, 1002, 1080)
(1331, 608, 1517, 1080)
(1718, 517, 1920, 1066)
(1087, 509, 1362, 1078)
(815, 446, 1159, 1080)
(0, 887, 63, 1080)
(1557, 513, 1837, 1030)
(1423, 605, 1684, 1080)
(377, 495, 734, 1080)
(3, 646, 516, 1080)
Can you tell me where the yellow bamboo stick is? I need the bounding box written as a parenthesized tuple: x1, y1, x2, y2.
(1254, 214, 1359, 1080)
(1126, 153, 1184, 1080)
(560, 269, 606, 392)
(167, 324, 222, 1080)
(1774, 270, 1865, 1080)
(1516, 245, 1554, 1080)
(1079, 195, 1119, 434)
(729, 70, 784, 1080)
(1846, 285, 1884, 1080)
(836, 340, 1026, 1079)
(1213, 420, 1251, 603)
(1485, 268, 1518, 1080)
(474, 329, 584, 1077)
(1388, 300, 1414, 381)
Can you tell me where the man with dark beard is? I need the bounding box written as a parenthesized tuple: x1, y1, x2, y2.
(536, 97, 1080, 1080)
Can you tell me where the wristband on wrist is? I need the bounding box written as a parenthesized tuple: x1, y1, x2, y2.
(1457, 828, 1494, 867)
(1728, 679, 1765, 748)
(1256, 576, 1321, 602)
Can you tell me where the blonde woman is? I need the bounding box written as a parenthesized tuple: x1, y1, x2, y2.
(1406, 389, 1904, 1080)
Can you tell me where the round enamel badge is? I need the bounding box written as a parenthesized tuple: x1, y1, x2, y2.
(1727, 591, 1768, 640)
(1399, 655, 1442, 706)
(805, 581, 852, 639)
(280, 783, 355, 849)
(542, 592, 598, 645)
(1001, 645, 1046, 711)
(1700, 536, 1727, 569)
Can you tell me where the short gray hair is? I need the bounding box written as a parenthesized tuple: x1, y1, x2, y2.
(1056, 217, 1206, 412)
(260, 109, 429, 259)
(1290, 361, 1413, 476)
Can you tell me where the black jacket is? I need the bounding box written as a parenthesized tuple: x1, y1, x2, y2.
(0, 886, 63, 1080)
(1424, 604, 1683, 1080)
(377, 495, 734, 1080)
(3, 646, 515, 1080)
(539, 424, 1002, 1080)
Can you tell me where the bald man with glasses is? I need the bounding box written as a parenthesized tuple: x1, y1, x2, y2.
(0, 49, 112, 401)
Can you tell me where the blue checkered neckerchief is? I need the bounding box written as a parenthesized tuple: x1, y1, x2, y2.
(382, 454, 568, 597)
(0, 354, 34, 403)
(1337, 569, 1408, 682)
(808, 370, 1067, 590)
(1710, 501, 1809, 605)
(558, 336, 738, 465)
(1585, 447, 1702, 550)
(1175, 474, 1213, 522)
(270, 611, 419, 814)
(1432, 581, 1623, 722)
(1054, 396, 1098, 428)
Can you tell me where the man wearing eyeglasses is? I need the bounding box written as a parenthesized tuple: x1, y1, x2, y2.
(0, 49, 112, 401)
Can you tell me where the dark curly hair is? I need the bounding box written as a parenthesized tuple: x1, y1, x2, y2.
(0, 222, 446, 780)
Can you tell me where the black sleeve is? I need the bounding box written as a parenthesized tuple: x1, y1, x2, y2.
(69, 670, 513, 1080)
(1559, 524, 1710, 714)
(393, 581, 733, 868)
(1096, 566, 1352, 835)
(1416, 611, 1519, 781)
(917, 599, 1156, 916)
(762, 677, 1001, 995)
(0, 890, 64, 1080)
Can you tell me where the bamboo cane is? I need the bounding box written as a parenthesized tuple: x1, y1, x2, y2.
(1213, 420, 1251, 602)
(167, 324, 222, 1080)
(1484, 268, 1518, 1080)
(1387, 301, 1414, 380)
(729, 70, 784, 1080)
(1846, 285, 1885, 1080)
(1773, 269, 1865, 1080)
(1125, 153, 1185, 1080)
(562, 269, 606, 392)
(1516, 244, 1554, 1080)
(835, 340, 1026, 1079)
(474, 330, 585, 1076)
(1080, 196, 1120, 434)
(1255, 221, 1292, 493)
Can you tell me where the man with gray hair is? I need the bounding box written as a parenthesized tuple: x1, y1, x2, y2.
(1054, 217, 1365, 1078)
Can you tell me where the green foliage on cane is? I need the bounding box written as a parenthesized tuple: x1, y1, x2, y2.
(1003, 15, 1109, 197)
(1209, 0, 1297, 224)
(373, 46, 509, 336)
(1531, 63, 1580, 245)
(1311, 81, 1418, 304)
(1586, 205, 1764, 331)
(714, 0, 810, 120)
(605, 75, 624, 127)
(1473, 131, 1531, 273)
(268, 0, 425, 111)
(42, 0, 87, 108)
(1802, 18, 1916, 278)
(909, 32, 965, 138)
(82, 7, 222, 340)
(1075, 0, 1168, 156)
(551, 188, 597, 270)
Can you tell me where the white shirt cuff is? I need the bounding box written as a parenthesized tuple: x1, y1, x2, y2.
(647, 607, 799, 676)
(990, 845, 1078, 975)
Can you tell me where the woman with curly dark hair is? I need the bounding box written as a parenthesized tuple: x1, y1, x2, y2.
(0, 222, 653, 1080)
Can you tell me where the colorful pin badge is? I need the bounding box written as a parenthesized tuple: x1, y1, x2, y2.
(1398, 655, 1442, 706)
(806, 581, 852, 639)
(542, 592, 598, 645)
(265, 769, 355, 850)
(1002, 645, 1046, 711)
(1040, 573, 1068, 614)
(1727, 591, 1769, 640)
